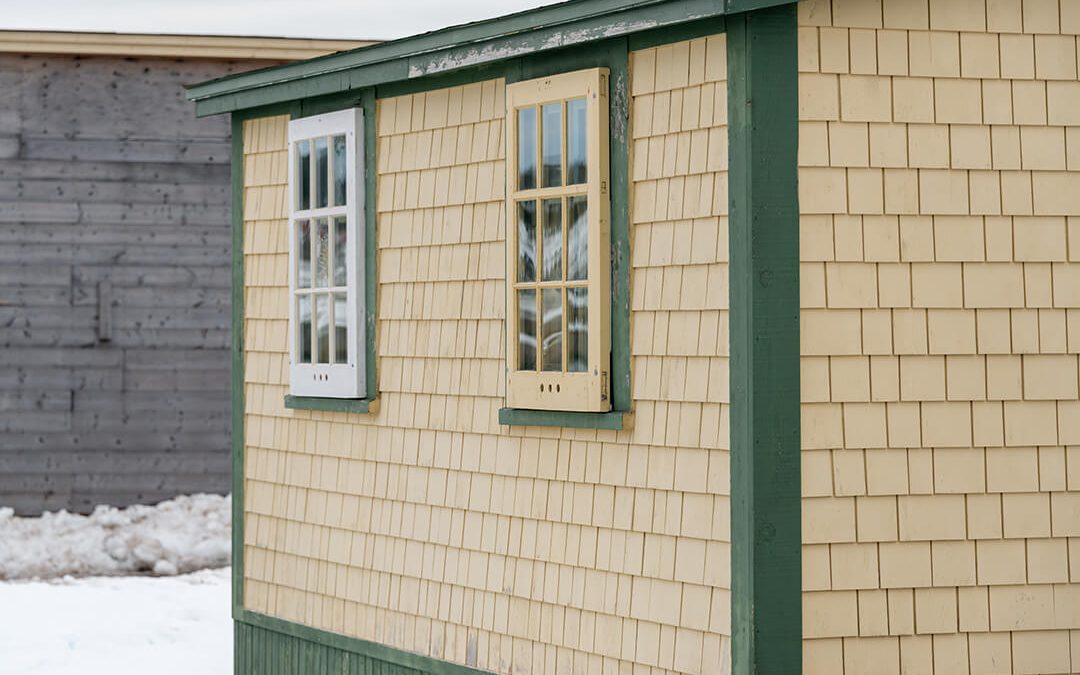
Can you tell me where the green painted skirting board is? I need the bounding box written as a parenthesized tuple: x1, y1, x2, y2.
(236, 612, 493, 675)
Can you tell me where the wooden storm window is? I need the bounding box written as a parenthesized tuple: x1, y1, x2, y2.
(506, 68, 611, 412)
(287, 109, 365, 398)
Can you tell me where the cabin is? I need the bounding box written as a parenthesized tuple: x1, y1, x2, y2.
(188, 0, 1080, 673)
(0, 31, 371, 514)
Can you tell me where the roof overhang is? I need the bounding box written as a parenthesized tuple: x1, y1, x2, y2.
(0, 30, 374, 61)
(186, 0, 793, 117)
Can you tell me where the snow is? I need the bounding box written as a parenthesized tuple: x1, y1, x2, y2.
(0, 567, 232, 675)
(0, 493, 230, 580)
(0, 495, 233, 674)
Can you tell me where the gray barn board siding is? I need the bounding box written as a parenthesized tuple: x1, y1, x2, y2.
(0, 52, 277, 514)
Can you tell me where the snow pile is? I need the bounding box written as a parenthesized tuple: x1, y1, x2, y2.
(0, 494, 230, 580)
(0, 567, 231, 675)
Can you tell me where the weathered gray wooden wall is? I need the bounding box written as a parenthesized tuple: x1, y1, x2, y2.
(0, 53, 275, 514)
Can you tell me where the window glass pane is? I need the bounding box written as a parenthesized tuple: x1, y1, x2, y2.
(297, 219, 311, 288)
(333, 217, 347, 287)
(298, 295, 312, 363)
(566, 98, 587, 185)
(332, 134, 347, 206)
(541, 288, 563, 372)
(334, 293, 348, 364)
(516, 200, 536, 283)
(567, 287, 588, 372)
(315, 294, 330, 364)
(314, 217, 329, 288)
(297, 140, 311, 210)
(541, 198, 562, 282)
(567, 195, 588, 281)
(517, 289, 536, 371)
(517, 107, 537, 190)
(541, 103, 562, 188)
(314, 137, 329, 209)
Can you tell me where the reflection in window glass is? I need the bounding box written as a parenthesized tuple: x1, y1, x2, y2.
(297, 219, 311, 288)
(297, 140, 311, 210)
(541, 288, 562, 372)
(566, 98, 587, 185)
(541, 198, 562, 282)
(315, 294, 330, 364)
(314, 137, 329, 209)
(517, 201, 536, 283)
(332, 135, 347, 206)
(517, 107, 536, 190)
(333, 217, 347, 287)
(567, 196, 588, 281)
(541, 103, 562, 188)
(298, 295, 312, 363)
(334, 293, 348, 364)
(517, 289, 536, 371)
(567, 287, 588, 372)
(314, 218, 329, 288)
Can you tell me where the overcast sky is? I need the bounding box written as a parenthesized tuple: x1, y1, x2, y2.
(1, 0, 563, 40)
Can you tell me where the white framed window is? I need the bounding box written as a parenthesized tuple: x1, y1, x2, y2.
(505, 68, 611, 412)
(287, 108, 365, 398)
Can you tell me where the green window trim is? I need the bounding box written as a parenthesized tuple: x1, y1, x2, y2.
(497, 407, 629, 430)
(229, 95, 381, 611)
(497, 38, 632, 428)
(284, 395, 376, 414)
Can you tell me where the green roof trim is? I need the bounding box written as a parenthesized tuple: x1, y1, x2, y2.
(186, 0, 793, 116)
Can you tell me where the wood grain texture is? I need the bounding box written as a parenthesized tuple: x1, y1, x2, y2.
(0, 53, 277, 514)
(727, 5, 801, 675)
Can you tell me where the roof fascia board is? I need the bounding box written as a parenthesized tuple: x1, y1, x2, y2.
(723, 0, 793, 12)
(189, 0, 670, 102)
(0, 30, 371, 60)
(189, 0, 794, 116)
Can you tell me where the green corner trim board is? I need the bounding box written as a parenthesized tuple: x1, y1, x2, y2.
(727, 5, 801, 674)
(219, 0, 800, 672)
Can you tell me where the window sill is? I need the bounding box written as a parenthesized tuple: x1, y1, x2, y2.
(498, 407, 630, 430)
(284, 396, 377, 414)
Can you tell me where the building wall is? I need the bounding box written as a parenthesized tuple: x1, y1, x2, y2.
(0, 54, 275, 514)
(239, 33, 731, 675)
(797, 0, 1080, 672)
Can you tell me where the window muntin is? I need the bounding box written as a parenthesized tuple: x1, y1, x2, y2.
(287, 108, 365, 398)
(506, 68, 610, 412)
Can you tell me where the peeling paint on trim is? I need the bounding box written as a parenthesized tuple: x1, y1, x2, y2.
(188, 0, 793, 116)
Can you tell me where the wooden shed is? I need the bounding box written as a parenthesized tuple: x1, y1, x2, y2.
(188, 0, 1080, 673)
(0, 31, 371, 514)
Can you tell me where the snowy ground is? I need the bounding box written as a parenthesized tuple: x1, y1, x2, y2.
(0, 493, 230, 580)
(0, 567, 231, 675)
(0, 495, 233, 674)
